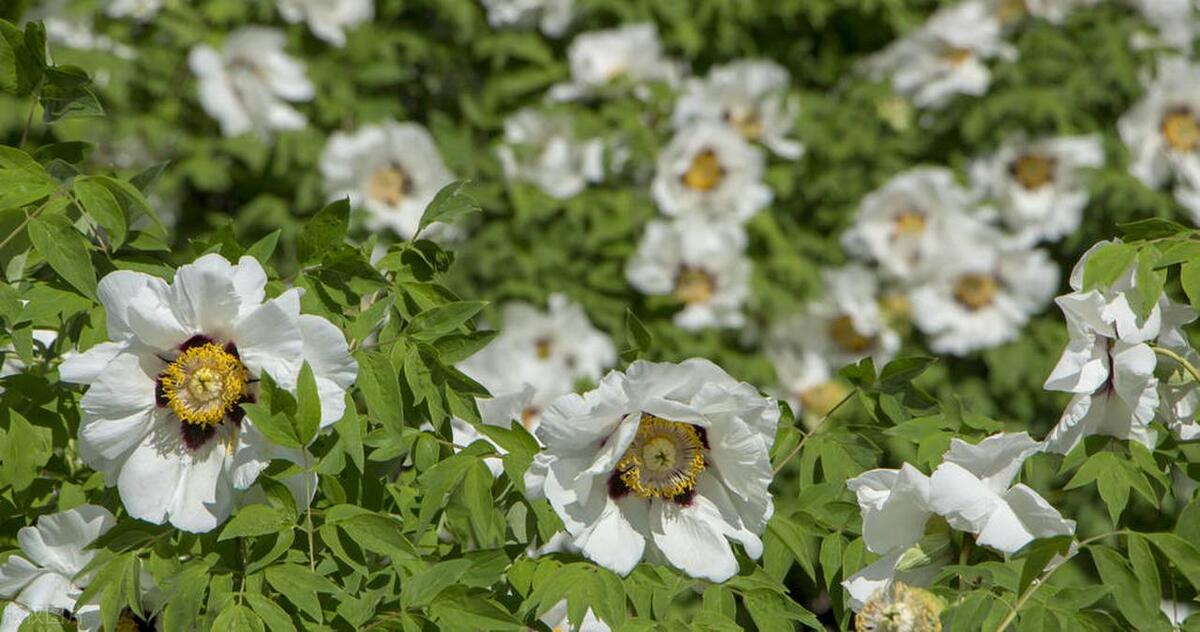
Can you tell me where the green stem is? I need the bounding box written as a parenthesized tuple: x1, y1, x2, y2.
(992, 530, 1132, 631)
(0, 198, 52, 252)
(1152, 346, 1200, 386)
(771, 388, 857, 475)
(303, 450, 316, 572)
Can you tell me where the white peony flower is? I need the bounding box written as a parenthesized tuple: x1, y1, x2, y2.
(480, 0, 574, 37)
(909, 232, 1059, 356)
(1043, 241, 1163, 453)
(496, 108, 604, 199)
(986, 0, 1100, 24)
(865, 1, 1015, 109)
(58, 255, 358, 532)
(1155, 299, 1200, 440)
(538, 599, 611, 632)
(792, 264, 901, 369)
(524, 359, 779, 582)
(188, 27, 314, 138)
(22, 0, 135, 58)
(671, 59, 803, 159)
(651, 121, 772, 223)
(319, 120, 457, 241)
(841, 167, 976, 282)
(854, 582, 944, 632)
(1129, 0, 1200, 52)
(457, 293, 616, 429)
(1119, 58, 1200, 223)
(765, 346, 848, 425)
(1, 330, 58, 381)
(276, 0, 373, 47)
(929, 433, 1075, 553)
(625, 219, 751, 331)
(842, 464, 943, 611)
(446, 385, 537, 477)
(0, 505, 115, 629)
(102, 0, 162, 21)
(968, 133, 1104, 244)
(548, 23, 681, 101)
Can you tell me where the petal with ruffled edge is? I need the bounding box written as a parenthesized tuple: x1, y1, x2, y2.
(299, 314, 358, 428)
(929, 462, 1002, 534)
(233, 289, 304, 391)
(650, 500, 739, 582)
(941, 432, 1042, 493)
(77, 353, 158, 466)
(97, 270, 170, 343)
(976, 484, 1076, 553)
(58, 342, 124, 385)
(573, 495, 649, 577)
(17, 505, 114, 578)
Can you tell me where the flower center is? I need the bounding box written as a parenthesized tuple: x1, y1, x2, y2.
(160, 342, 249, 427)
(368, 163, 411, 207)
(892, 210, 926, 237)
(829, 314, 875, 354)
(681, 148, 725, 192)
(941, 46, 973, 67)
(953, 273, 999, 311)
(1010, 153, 1056, 190)
(995, 0, 1026, 23)
(675, 266, 716, 304)
(724, 108, 763, 140)
(535, 337, 553, 360)
(1162, 109, 1200, 152)
(116, 610, 156, 632)
(799, 381, 848, 417)
(521, 407, 540, 430)
(616, 414, 706, 500)
(856, 582, 943, 632)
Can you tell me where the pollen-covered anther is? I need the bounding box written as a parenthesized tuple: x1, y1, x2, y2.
(617, 414, 707, 500)
(368, 162, 411, 207)
(160, 342, 249, 427)
(681, 148, 726, 191)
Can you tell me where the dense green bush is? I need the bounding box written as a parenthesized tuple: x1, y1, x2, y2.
(3, 0, 1200, 630)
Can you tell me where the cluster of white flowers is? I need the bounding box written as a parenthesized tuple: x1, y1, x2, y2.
(843, 432, 1076, 611)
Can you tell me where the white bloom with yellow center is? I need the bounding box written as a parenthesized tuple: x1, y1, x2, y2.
(855, 582, 944, 632)
(548, 23, 681, 101)
(865, 1, 1015, 110)
(457, 293, 616, 433)
(766, 345, 848, 425)
(497, 108, 604, 199)
(625, 219, 751, 331)
(796, 264, 901, 369)
(1154, 300, 1200, 440)
(652, 121, 772, 223)
(969, 133, 1103, 244)
(524, 359, 778, 582)
(276, 0, 373, 47)
(320, 120, 457, 241)
(1043, 241, 1163, 453)
(986, 0, 1099, 25)
(0, 505, 114, 630)
(671, 59, 803, 159)
(909, 231, 1059, 356)
(929, 433, 1075, 553)
(188, 28, 314, 138)
(480, 0, 574, 37)
(59, 255, 357, 532)
(841, 167, 976, 282)
(1119, 58, 1200, 224)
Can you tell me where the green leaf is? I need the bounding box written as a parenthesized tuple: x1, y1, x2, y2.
(1, 410, 51, 492)
(0, 146, 55, 211)
(354, 350, 403, 434)
(74, 176, 127, 248)
(264, 564, 337, 622)
(1182, 260, 1200, 313)
(1082, 242, 1136, 291)
(418, 180, 480, 234)
(1118, 218, 1190, 240)
(40, 65, 104, 122)
(1130, 246, 1167, 319)
(217, 504, 293, 541)
(298, 198, 349, 264)
(240, 372, 303, 449)
(401, 559, 474, 608)
(246, 229, 281, 265)
(1090, 544, 1164, 628)
(0, 19, 45, 96)
(243, 593, 297, 632)
(335, 393, 364, 472)
(1146, 533, 1200, 594)
(742, 590, 822, 631)
(325, 505, 417, 561)
(765, 515, 818, 582)
(212, 604, 265, 632)
(406, 301, 486, 341)
(27, 213, 96, 299)
(294, 361, 321, 446)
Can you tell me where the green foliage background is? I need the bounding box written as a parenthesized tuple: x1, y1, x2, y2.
(2, 0, 1200, 630)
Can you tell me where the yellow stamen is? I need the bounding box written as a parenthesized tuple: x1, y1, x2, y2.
(1162, 109, 1200, 152)
(724, 108, 764, 140)
(829, 314, 876, 354)
(892, 210, 926, 237)
(681, 149, 725, 192)
(535, 337, 553, 360)
(1010, 153, 1056, 190)
(160, 342, 249, 427)
(941, 46, 973, 66)
(368, 163, 411, 207)
(856, 582, 943, 632)
(953, 273, 999, 311)
(617, 414, 706, 500)
(675, 266, 716, 305)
